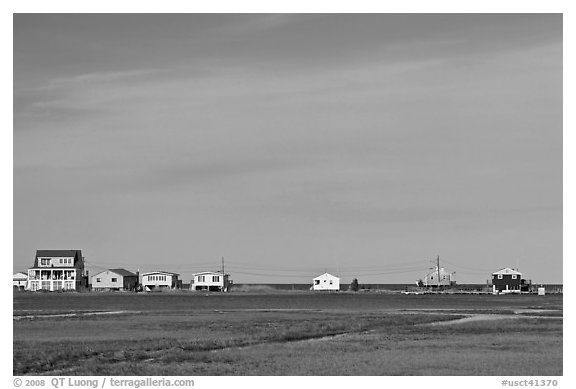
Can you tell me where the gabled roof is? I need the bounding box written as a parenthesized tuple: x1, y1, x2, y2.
(109, 268, 137, 277)
(141, 271, 179, 276)
(313, 272, 340, 280)
(425, 267, 454, 277)
(192, 271, 228, 276)
(92, 268, 137, 278)
(493, 267, 522, 276)
(13, 272, 28, 280)
(33, 250, 83, 268)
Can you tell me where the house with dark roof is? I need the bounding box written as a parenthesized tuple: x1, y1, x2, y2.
(91, 268, 139, 291)
(27, 250, 87, 291)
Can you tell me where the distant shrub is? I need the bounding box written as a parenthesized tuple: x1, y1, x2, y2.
(349, 278, 359, 292)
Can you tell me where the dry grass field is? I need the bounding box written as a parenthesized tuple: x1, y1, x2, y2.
(13, 292, 562, 375)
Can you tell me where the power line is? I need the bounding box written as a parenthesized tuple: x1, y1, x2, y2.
(85, 257, 435, 280)
(440, 258, 490, 273)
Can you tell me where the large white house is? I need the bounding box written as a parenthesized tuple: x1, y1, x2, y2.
(92, 269, 139, 291)
(13, 272, 28, 290)
(190, 271, 230, 292)
(141, 271, 180, 291)
(27, 250, 87, 291)
(312, 273, 340, 291)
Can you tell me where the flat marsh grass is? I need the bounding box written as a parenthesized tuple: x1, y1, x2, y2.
(13, 292, 562, 375)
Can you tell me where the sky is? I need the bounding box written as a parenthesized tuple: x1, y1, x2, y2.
(12, 14, 563, 284)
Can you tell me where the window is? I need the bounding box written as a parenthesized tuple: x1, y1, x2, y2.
(314, 280, 320, 285)
(41, 258, 51, 266)
(213, 276, 220, 282)
(96, 278, 101, 282)
(198, 276, 205, 282)
(59, 258, 63, 264)
(329, 280, 333, 285)
(111, 278, 117, 282)
(511, 275, 517, 280)
(498, 274, 503, 279)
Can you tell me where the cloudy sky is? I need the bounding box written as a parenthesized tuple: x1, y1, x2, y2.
(13, 14, 562, 284)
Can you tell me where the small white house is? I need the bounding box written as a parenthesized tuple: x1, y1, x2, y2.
(190, 271, 230, 292)
(141, 271, 180, 291)
(312, 273, 340, 291)
(13, 272, 28, 290)
(91, 269, 138, 291)
(421, 266, 456, 287)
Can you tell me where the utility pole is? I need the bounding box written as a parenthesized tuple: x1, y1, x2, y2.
(437, 255, 441, 290)
(221, 256, 225, 292)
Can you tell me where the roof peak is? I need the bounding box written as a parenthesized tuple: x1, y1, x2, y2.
(493, 267, 522, 275)
(141, 271, 179, 276)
